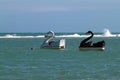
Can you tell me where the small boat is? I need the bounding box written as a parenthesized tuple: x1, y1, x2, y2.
(79, 31, 105, 50)
(40, 31, 65, 49)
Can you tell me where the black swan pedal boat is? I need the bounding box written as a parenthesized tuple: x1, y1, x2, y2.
(79, 31, 105, 50)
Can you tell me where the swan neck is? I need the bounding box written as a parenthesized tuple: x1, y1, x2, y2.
(46, 37, 53, 43)
(82, 32, 93, 43)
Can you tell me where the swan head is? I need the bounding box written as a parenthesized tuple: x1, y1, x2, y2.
(86, 31, 93, 34)
(45, 31, 55, 38)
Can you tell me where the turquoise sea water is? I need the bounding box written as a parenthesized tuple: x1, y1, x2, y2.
(0, 33, 120, 80)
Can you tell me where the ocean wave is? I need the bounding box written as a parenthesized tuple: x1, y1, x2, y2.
(0, 28, 119, 38)
(0, 34, 44, 38)
(0, 34, 119, 38)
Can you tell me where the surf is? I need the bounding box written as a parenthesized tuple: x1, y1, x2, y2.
(0, 28, 119, 38)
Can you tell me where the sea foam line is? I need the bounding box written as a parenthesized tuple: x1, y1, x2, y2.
(0, 28, 119, 38)
(0, 34, 119, 38)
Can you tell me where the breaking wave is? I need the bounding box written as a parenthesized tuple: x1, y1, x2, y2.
(0, 29, 119, 38)
(0, 34, 44, 38)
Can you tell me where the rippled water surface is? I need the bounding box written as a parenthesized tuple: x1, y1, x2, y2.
(0, 33, 120, 80)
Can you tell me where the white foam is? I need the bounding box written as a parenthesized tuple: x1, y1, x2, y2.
(56, 33, 81, 38)
(0, 34, 44, 38)
(103, 28, 111, 36)
(0, 34, 119, 38)
(0, 29, 119, 38)
(102, 28, 117, 37)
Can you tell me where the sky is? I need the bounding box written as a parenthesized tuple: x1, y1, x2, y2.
(0, 0, 120, 32)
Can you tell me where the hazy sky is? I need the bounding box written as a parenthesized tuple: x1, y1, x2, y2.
(0, 0, 120, 32)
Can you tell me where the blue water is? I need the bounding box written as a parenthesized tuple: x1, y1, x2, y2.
(0, 33, 120, 80)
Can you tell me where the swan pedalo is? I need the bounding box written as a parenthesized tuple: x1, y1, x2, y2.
(40, 31, 65, 49)
(79, 31, 105, 50)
